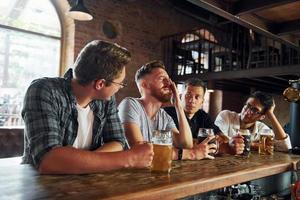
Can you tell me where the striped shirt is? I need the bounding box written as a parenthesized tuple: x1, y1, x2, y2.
(22, 69, 126, 167)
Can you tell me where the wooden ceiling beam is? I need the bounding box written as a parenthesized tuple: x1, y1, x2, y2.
(173, 65, 300, 82)
(267, 75, 300, 85)
(220, 79, 283, 90)
(171, 0, 217, 25)
(213, 82, 250, 93)
(270, 19, 300, 35)
(213, 79, 284, 94)
(268, 75, 290, 82)
(233, 0, 299, 16)
(186, 0, 298, 48)
(217, 79, 284, 93)
(251, 77, 287, 87)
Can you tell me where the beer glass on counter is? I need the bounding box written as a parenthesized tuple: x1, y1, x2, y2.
(197, 128, 218, 155)
(151, 130, 173, 173)
(258, 129, 274, 155)
(239, 129, 251, 157)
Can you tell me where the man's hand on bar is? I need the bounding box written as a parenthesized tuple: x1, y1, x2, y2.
(126, 142, 154, 168)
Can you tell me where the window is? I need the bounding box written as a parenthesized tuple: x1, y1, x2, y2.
(0, 0, 61, 127)
(176, 29, 217, 76)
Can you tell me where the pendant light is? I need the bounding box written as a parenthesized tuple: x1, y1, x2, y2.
(67, 0, 93, 21)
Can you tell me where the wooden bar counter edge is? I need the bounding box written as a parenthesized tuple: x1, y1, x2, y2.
(0, 152, 299, 200)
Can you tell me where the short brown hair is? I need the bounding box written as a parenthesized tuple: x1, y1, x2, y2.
(135, 60, 165, 83)
(184, 78, 206, 94)
(74, 40, 131, 86)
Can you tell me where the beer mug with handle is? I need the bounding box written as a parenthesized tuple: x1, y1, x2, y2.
(258, 129, 274, 155)
(239, 129, 251, 157)
(151, 130, 173, 173)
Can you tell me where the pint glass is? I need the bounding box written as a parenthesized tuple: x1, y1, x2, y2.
(151, 130, 173, 173)
(198, 128, 218, 155)
(258, 129, 274, 155)
(239, 129, 251, 157)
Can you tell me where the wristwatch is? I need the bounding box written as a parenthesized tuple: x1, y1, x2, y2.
(178, 148, 183, 160)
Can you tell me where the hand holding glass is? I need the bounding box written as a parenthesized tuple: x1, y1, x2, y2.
(197, 128, 218, 156)
(239, 129, 251, 157)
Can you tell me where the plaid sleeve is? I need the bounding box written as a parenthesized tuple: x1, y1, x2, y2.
(22, 80, 63, 168)
(102, 96, 126, 149)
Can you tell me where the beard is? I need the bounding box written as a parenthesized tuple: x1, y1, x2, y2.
(151, 87, 172, 103)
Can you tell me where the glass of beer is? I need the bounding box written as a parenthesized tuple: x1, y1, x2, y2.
(239, 129, 251, 157)
(151, 130, 173, 173)
(258, 129, 274, 155)
(197, 128, 218, 155)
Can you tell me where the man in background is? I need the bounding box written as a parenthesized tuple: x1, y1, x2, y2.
(215, 91, 291, 154)
(164, 78, 220, 159)
(164, 78, 221, 137)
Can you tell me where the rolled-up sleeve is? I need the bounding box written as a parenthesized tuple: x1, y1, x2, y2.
(274, 135, 292, 152)
(214, 110, 230, 135)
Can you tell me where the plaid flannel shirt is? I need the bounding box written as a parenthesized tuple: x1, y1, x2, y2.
(22, 69, 126, 168)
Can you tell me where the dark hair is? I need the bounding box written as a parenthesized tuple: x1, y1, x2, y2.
(249, 91, 274, 113)
(184, 78, 206, 94)
(74, 40, 131, 86)
(135, 60, 165, 83)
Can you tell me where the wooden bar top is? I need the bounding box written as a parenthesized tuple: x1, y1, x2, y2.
(1, 152, 300, 200)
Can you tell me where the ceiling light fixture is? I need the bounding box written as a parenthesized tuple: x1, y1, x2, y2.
(67, 0, 93, 21)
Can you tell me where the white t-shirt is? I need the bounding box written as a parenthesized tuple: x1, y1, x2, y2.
(215, 110, 292, 151)
(118, 97, 176, 143)
(73, 104, 94, 149)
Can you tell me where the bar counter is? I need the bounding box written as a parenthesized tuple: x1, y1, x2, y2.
(1, 152, 300, 200)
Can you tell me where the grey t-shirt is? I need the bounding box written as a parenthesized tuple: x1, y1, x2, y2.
(118, 97, 176, 142)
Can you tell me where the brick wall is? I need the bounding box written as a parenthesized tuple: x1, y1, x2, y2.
(66, 0, 289, 124)
(71, 0, 201, 102)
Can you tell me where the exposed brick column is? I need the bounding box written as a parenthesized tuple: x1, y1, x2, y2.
(209, 90, 223, 121)
(207, 80, 222, 121)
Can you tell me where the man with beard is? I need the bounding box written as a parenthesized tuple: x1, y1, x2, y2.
(215, 91, 291, 154)
(119, 60, 215, 160)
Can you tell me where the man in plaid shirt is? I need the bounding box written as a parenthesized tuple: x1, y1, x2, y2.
(22, 40, 153, 174)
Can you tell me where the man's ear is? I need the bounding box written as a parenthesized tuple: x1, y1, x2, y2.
(141, 80, 149, 89)
(201, 96, 205, 103)
(94, 79, 106, 90)
(259, 114, 266, 121)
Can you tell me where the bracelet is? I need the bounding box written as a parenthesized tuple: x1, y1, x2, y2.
(178, 148, 183, 160)
(278, 134, 289, 140)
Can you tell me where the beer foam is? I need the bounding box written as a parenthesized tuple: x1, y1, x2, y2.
(153, 143, 172, 146)
(152, 138, 172, 145)
(152, 139, 172, 145)
(239, 129, 250, 136)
